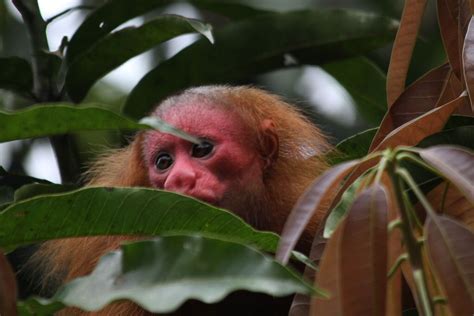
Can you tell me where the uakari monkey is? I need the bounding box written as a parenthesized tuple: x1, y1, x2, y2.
(34, 85, 331, 315)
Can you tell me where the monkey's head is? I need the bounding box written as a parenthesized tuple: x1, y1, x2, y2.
(140, 86, 330, 230)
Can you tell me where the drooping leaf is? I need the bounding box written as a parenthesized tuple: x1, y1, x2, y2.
(65, 16, 213, 102)
(313, 185, 389, 315)
(322, 57, 387, 125)
(66, 0, 269, 63)
(0, 104, 143, 142)
(425, 216, 474, 315)
(0, 187, 278, 252)
(0, 251, 17, 316)
(370, 64, 450, 151)
(276, 160, 359, 264)
(372, 94, 467, 151)
(419, 145, 474, 203)
(0, 57, 33, 98)
(386, 0, 428, 106)
(124, 9, 398, 119)
(0, 104, 197, 143)
(23, 236, 319, 314)
(462, 16, 474, 112)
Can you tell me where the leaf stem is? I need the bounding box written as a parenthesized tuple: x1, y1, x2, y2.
(387, 161, 433, 316)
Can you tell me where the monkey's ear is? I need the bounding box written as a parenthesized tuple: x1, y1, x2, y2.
(260, 119, 279, 169)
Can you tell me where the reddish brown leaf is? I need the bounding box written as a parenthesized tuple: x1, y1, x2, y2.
(373, 95, 467, 151)
(462, 16, 474, 111)
(371, 64, 450, 151)
(276, 160, 359, 264)
(0, 251, 17, 316)
(382, 175, 403, 316)
(438, 0, 462, 79)
(419, 145, 474, 203)
(426, 216, 474, 315)
(425, 181, 474, 228)
(312, 185, 389, 316)
(386, 0, 428, 106)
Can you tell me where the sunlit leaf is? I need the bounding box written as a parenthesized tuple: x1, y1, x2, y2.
(0, 251, 17, 316)
(124, 9, 398, 119)
(65, 16, 213, 102)
(276, 160, 359, 264)
(371, 64, 450, 151)
(372, 94, 467, 151)
(419, 145, 474, 203)
(386, 0, 427, 106)
(425, 216, 474, 315)
(23, 236, 319, 314)
(0, 57, 33, 98)
(0, 187, 278, 252)
(313, 185, 389, 315)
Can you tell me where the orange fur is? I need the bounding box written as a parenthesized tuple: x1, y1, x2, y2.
(34, 86, 331, 315)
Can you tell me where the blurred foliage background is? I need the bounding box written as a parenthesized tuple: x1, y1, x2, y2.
(0, 0, 445, 183)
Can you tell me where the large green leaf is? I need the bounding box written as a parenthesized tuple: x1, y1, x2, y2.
(0, 57, 33, 97)
(0, 104, 198, 143)
(0, 167, 50, 208)
(19, 236, 320, 314)
(124, 9, 398, 119)
(0, 187, 278, 252)
(66, 0, 268, 63)
(323, 57, 387, 125)
(66, 16, 213, 102)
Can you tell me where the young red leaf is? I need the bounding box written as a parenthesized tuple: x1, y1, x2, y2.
(386, 0, 428, 106)
(437, 0, 462, 79)
(419, 145, 474, 203)
(371, 64, 450, 151)
(276, 160, 359, 264)
(373, 95, 467, 151)
(426, 216, 474, 315)
(312, 185, 389, 315)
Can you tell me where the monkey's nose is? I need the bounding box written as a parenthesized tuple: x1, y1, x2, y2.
(164, 167, 197, 192)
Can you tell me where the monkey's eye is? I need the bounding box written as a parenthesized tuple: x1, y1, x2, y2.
(192, 141, 214, 158)
(155, 153, 173, 170)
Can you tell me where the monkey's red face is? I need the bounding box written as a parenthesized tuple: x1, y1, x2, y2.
(144, 104, 266, 211)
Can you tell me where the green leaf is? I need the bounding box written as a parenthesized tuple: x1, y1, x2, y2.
(0, 57, 33, 97)
(124, 9, 399, 119)
(0, 167, 50, 207)
(65, 16, 214, 102)
(327, 128, 377, 165)
(0, 104, 145, 142)
(21, 236, 320, 314)
(13, 183, 78, 203)
(0, 187, 278, 252)
(323, 178, 362, 238)
(66, 0, 268, 64)
(323, 57, 387, 125)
